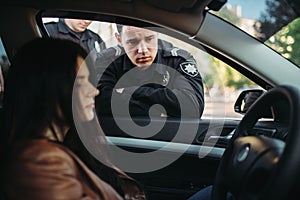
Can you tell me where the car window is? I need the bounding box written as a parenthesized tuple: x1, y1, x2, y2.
(156, 31, 261, 120)
(0, 37, 10, 108)
(211, 0, 300, 68)
(42, 17, 262, 120)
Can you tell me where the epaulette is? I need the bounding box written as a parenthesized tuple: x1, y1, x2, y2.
(112, 45, 123, 57)
(95, 46, 124, 67)
(163, 47, 192, 60)
(98, 45, 123, 58)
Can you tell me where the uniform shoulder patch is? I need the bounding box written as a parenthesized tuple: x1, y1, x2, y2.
(179, 61, 199, 77)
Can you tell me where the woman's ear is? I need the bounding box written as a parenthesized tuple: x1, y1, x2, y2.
(115, 32, 122, 46)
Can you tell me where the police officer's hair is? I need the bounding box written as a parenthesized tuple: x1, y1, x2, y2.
(116, 24, 152, 36)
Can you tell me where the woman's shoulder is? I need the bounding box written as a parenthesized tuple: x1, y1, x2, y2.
(11, 139, 76, 165)
(6, 139, 80, 185)
(5, 140, 106, 200)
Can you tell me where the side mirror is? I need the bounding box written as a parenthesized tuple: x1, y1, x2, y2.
(234, 89, 273, 118)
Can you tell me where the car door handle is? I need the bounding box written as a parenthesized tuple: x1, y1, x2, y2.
(207, 129, 235, 143)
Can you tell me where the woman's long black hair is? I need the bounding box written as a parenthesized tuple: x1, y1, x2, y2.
(2, 38, 86, 143)
(2, 37, 124, 196)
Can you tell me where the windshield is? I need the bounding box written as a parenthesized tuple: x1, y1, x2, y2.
(210, 0, 300, 67)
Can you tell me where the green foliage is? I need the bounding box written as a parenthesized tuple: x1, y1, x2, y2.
(255, 0, 297, 41)
(266, 18, 300, 67)
(206, 57, 255, 90)
(256, 0, 300, 67)
(208, 6, 255, 90)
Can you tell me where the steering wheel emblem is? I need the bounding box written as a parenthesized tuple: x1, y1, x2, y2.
(236, 145, 250, 162)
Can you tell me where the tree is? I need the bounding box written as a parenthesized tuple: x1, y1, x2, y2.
(207, 57, 255, 90)
(255, 0, 300, 66)
(255, 0, 297, 41)
(266, 18, 300, 66)
(208, 5, 256, 90)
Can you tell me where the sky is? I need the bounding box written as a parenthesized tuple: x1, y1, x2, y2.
(0, 38, 7, 62)
(227, 0, 268, 19)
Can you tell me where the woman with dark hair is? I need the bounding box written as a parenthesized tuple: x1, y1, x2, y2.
(2, 38, 146, 200)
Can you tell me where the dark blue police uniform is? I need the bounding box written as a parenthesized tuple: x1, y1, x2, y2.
(95, 40, 204, 118)
(45, 19, 106, 53)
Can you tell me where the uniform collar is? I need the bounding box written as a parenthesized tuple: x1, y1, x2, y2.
(152, 49, 168, 75)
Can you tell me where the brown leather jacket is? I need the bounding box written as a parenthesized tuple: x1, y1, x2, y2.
(4, 139, 145, 200)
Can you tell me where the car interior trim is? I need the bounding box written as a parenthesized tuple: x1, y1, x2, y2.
(106, 136, 225, 158)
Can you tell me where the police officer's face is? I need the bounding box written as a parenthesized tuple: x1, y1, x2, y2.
(64, 19, 92, 33)
(118, 26, 158, 70)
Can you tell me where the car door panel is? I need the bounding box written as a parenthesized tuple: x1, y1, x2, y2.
(107, 136, 224, 200)
(103, 117, 286, 199)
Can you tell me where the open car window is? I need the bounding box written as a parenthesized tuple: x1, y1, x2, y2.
(42, 17, 263, 120)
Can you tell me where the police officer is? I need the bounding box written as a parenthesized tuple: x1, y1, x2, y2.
(45, 18, 106, 53)
(95, 25, 204, 118)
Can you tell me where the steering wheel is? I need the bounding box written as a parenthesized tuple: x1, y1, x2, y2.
(212, 85, 300, 200)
